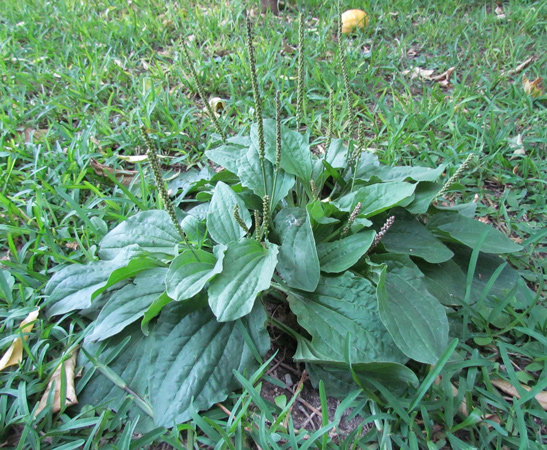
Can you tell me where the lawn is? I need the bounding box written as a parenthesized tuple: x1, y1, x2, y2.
(1, 0, 546, 448)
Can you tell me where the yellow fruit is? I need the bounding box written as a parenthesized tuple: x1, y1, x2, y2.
(341, 9, 369, 34)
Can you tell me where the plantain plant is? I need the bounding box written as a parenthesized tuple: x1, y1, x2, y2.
(43, 15, 533, 429)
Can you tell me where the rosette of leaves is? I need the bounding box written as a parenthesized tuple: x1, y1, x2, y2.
(43, 117, 532, 427)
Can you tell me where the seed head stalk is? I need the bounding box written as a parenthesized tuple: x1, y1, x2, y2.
(141, 127, 199, 260)
(437, 154, 474, 198)
(337, 0, 355, 159)
(325, 90, 334, 151)
(270, 91, 282, 212)
(245, 15, 269, 199)
(296, 13, 305, 129)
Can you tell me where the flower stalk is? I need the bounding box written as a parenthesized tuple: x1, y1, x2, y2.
(296, 13, 305, 129)
(341, 202, 362, 238)
(245, 14, 269, 198)
(437, 154, 474, 198)
(368, 216, 395, 253)
(141, 127, 193, 251)
(337, 0, 355, 141)
(233, 205, 250, 235)
(325, 90, 334, 151)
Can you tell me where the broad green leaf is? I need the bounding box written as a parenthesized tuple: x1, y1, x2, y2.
(416, 259, 467, 306)
(450, 245, 535, 309)
(352, 361, 419, 389)
(251, 119, 312, 182)
(307, 201, 340, 225)
(321, 160, 346, 188)
(207, 181, 251, 245)
(45, 246, 140, 317)
(87, 268, 168, 342)
(165, 247, 226, 301)
(305, 363, 358, 398)
(287, 272, 406, 364)
(378, 209, 453, 263)
(273, 207, 320, 292)
(307, 360, 418, 398)
(78, 323, 154, 428)
(92, 256, 165, 300)
(333, 182, 417, 215)
(404, 182, 443, 214)
(325, 138, 349, 168)
(376, 263, 449, 364)
(317, 231, 376, 273)
(141, 292, 172, 336)
(99, 211, 180, 259)
(181, 214, 207, 245)
(237, 145, 295, 209)
(205, 142, 248, 174)
(359, 165, 445, 183)
(150, 301, 269, 427)
(325, 139, 379, 172)
(208, 239, 278, 321)
(427, 213, 523, 254)
(166, 167, 212, 199)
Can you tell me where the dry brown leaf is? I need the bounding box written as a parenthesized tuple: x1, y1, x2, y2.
(402, 67, 434, 80)
(495, 6, 506, 19)
(35, 348, 79, 415)
(402, 66, 455, 87)
(508, 134, 525, 158)
(0, 309, 39, 371)
(523, 75, 544, 98)
(430, 67, 455, 82)
(90, 158, 138, 186)
(502, 56, 536, 77)
(491, 378, 547, 410)
(208, 97, 227, 116)
(17, 127, 48, 143)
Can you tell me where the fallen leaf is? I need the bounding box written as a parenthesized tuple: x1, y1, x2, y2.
(17, 127, 48, 143)
(502, 56, 536, 77)
(508, 134, 525, 157)
(35, 348, 79, 415)
(402, 67, 434, 80)
(0, 309, 39, 371)
(402, 66, 455, 88)
(495, 6, 506, 19)
(90, 158, 138, 186)
(208, 97, 227, 116)
(491, 378, 547, 410)
(523, 75, 544, 98)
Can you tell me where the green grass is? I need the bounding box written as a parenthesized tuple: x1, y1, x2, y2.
(1, 0, 546, 448)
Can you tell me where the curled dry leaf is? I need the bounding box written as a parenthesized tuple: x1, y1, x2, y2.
(402, 67, 455, 87)
(502, 56, 536, 77)
(118, 153, 170, 163)
(209, 97, 227, 116)
(508, 134, 525, 158)
(35, 347, 79, 415)
(495, 6, 506, 19)
(0, 309, 39, 371)
(491, 378, 547, 410)
(90, 158, 138, 186)
(523, 75, 544, 98)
